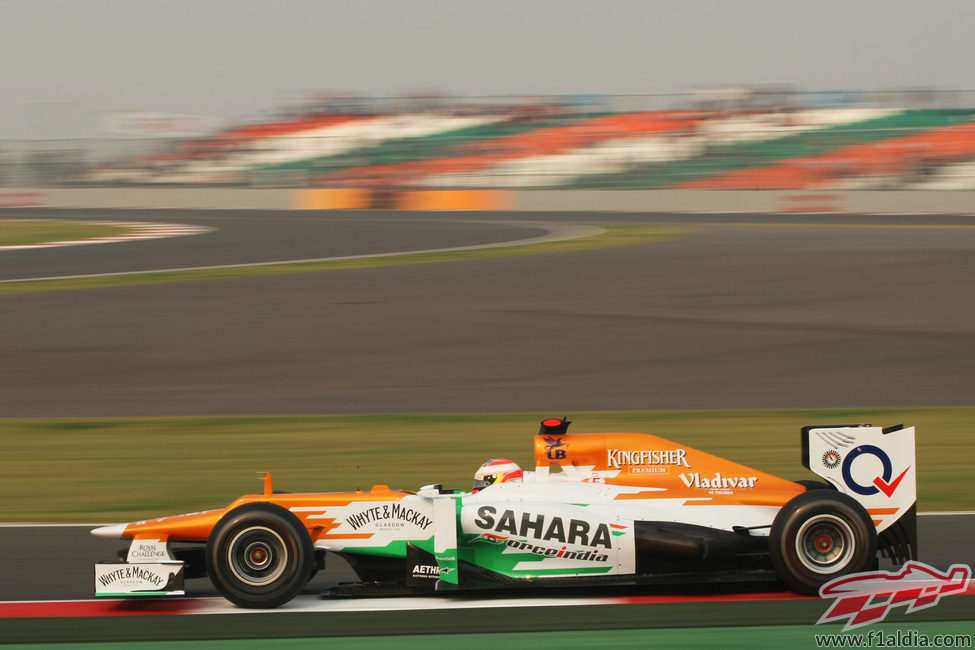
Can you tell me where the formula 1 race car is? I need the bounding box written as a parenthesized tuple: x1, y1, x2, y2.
(92, 419, 917, 608)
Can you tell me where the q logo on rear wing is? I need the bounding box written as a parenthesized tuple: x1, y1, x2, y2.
(840, 444, 911, 498)
(802, 425, 916, 534)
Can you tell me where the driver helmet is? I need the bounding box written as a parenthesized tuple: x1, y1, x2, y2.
(473, 458, 523, 492)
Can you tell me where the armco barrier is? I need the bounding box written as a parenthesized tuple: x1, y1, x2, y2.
(2, 188, 973, 214)
(509, 189, 975, 214)
(0, 192, 45, 207)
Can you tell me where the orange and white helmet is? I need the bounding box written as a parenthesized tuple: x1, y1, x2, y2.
(473, 458, 523, 492)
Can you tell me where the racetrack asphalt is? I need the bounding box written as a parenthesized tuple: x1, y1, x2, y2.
(1, 209, 974, 416)
(0, 209, 551, 280)
(1, 208, 974, 641)
(0, 516, 972, 644)
(2, 514, 972, 602)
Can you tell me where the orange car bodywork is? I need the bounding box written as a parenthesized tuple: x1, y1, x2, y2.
(534, 430, 805, 507)
(116, 484, 418, 544)
(113, 429, 807, 544)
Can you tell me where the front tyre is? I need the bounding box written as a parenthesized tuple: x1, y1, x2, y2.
(206, 503, 313, 608)
(769, 491, 876, 595)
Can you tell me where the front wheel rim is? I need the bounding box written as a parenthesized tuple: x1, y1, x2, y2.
(795, 514, 856, 575)
(227, 525, 288, 586)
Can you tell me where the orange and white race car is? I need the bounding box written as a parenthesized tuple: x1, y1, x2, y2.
(92, 419, 917, 608)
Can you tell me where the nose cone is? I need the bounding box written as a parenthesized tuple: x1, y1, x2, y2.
(91, 523, 128, 539)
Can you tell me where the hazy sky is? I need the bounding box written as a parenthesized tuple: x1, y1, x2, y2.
(1, 0, 973, 138)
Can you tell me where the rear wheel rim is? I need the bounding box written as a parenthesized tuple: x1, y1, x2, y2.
(227, 525, 288, 586)
(795, 514, 856, 575)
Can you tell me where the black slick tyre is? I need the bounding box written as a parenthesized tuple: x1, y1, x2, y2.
(205, 503, 313, 608)
(769, 491, 876, 595)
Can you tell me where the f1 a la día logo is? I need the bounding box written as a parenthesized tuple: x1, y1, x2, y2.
(679, 472, 758, 489)
(473, 506, 613, 549)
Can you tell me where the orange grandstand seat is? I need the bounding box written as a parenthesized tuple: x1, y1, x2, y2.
(677, 121, 975, 189)
(315, 111, 703, 186)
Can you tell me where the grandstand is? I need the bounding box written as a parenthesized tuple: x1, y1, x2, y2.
(248, 109, 607, 186)
(65, 91, 975, 192)
(674, 111, 975, 190)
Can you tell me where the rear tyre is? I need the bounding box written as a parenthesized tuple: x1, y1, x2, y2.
(769, 491, 876, 595)
(206, 503, 313, 608)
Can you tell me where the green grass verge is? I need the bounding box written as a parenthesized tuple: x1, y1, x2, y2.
(1, 407, 971, 522)
(2, 598, 972, 645)
(0, 225, 676, 296)
(0, 220, 131, 246)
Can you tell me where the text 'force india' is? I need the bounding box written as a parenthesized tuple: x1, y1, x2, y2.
(92, 419, 917, 608)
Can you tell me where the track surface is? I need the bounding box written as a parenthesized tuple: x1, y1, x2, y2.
(1, 517, 972, 645)
(1, 515, 971, 603)
(1, 208, 974, 640)
(2, 209, 975, 416)
(0, 209, 549, 280)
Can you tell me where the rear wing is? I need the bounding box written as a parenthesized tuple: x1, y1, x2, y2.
(802, 424, 917, 565)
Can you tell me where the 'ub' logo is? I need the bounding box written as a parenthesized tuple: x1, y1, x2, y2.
(543, 436, 568, 460)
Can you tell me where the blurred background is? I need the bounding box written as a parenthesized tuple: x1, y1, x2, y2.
(3, 0, 975, 195)
(5, 88, 975, 192)
(2, 3, 974, 628)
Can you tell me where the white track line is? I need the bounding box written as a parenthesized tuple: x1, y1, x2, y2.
(0, 221, 213, 251)
(0, 222, 605, 284)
